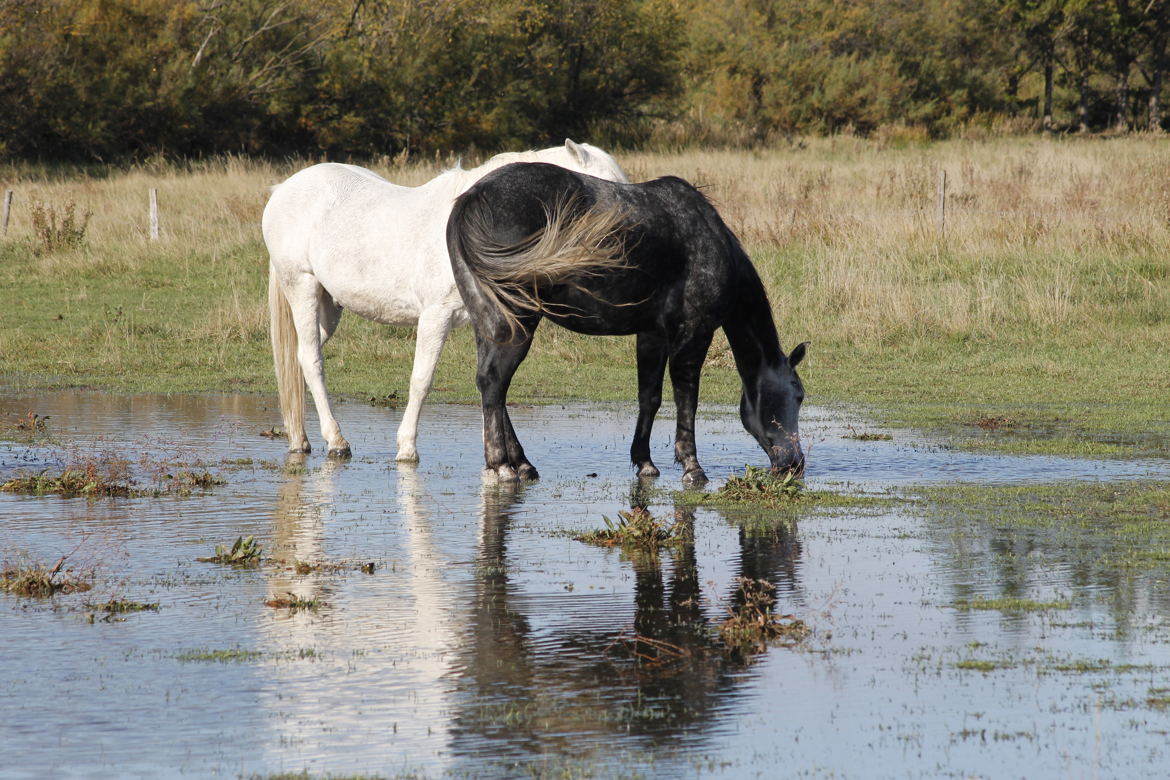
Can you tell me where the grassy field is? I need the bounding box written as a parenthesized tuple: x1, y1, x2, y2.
(1, 137, 1168, 457)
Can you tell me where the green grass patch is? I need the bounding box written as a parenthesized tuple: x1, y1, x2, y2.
(954, 596, 1072, 613)
(177, 648, 263, 663)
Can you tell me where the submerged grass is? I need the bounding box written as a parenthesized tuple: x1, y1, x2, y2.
(2, 139, 1169, 457)
(84, 598, 159, 614)
(917, 481, 1170, 576)
(954, 596, 1072, 613)
(177, 648, 263, 663)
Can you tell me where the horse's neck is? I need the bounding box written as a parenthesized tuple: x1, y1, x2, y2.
(723, 264, 784, 377)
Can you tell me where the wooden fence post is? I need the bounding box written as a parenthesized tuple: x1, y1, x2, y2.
(2, 190, 12, 237)
(149, 187, 159, 241)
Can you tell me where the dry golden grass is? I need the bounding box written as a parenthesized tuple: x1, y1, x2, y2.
(623, 136, 1170, 346)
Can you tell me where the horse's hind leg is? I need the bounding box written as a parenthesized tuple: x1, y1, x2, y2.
(668, 332, 715, 485)
(395, 306, 459, 463)
(631, 332, 668, 478)
(475, 327, 538, 481)
(289, 276, 351, 458)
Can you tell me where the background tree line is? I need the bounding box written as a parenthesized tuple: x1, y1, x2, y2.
(1, 0, 1167, 162)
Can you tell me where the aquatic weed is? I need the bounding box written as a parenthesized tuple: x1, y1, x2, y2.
(197, 535, 262, 567)
(1, 457, 134, 497)
(1, 555, 93, 597)
(719, 465, 804, 503)
(575, 507, 689, 551)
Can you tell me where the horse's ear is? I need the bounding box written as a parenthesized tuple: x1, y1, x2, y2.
(565, 138, 588, 164)
(789, 341, 809, 367)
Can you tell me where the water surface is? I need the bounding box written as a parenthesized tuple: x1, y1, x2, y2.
(2, 392, 1169, 778)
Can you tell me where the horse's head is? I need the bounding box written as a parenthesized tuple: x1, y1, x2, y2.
(556, 139, 630, 184)
(739, 342, 808, 478)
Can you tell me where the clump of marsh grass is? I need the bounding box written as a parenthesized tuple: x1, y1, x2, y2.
(719, 465, 804, 503)
(197, 535, 262, 567)
(1, 555, 93, 597)
(575, 506, 690, 551)
(1, 460, 135, 498)
(719, 578, 810, 652)
(1, 450, 224, 498)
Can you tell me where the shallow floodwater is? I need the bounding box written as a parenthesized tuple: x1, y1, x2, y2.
(2, 391, 1170, 779)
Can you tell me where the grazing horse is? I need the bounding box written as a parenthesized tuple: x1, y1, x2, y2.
(447, 162, 808, 483)
(263, 140, 627, 460)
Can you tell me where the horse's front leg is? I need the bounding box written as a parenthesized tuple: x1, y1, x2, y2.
(475, 327, 538, 482)
(396, 305, 461, 463)
(668, 333, 715, 485)
(631, 332, 668, 478)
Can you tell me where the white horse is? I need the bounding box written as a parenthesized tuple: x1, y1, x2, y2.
(263, 139, 628, 461)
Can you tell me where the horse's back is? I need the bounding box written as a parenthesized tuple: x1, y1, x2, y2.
(263, 163, 411, 264)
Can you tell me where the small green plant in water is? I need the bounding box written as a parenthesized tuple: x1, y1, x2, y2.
(198, 535, 262, 567)
(719, 465, 804, 503)
(719, 577, 809, 653)
(575, 507, 687, 550)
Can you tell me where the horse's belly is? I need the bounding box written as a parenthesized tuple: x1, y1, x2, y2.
(312, 243, 457, 326)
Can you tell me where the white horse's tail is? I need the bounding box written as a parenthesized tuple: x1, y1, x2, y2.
(268, 267, 304, 449)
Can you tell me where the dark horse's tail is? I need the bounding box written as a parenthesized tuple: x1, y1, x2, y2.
(448, 187, 628, 339)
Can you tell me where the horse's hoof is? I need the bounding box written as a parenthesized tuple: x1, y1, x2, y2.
(495, 464, 520, 482)
(517, 463, 540, 481)
(327, 445, 352, 460)
(395, 448, 419, 464)
(637, 463, 660, 478)
(287, 441, 310, 455)
(682, 467, 708, 485)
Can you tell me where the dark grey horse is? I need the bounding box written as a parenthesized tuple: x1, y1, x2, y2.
(447, 162, 808, 483)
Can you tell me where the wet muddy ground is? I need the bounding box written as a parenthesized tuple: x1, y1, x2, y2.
(2, 391, 1170, 779)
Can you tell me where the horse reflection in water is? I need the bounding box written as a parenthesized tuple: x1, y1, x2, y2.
(260, 461, 463, 754)
(258, 466, 804, 769)
(446, 482, 805, 766)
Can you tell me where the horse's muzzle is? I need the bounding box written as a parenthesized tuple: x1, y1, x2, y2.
(768, 445, 805, 479)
